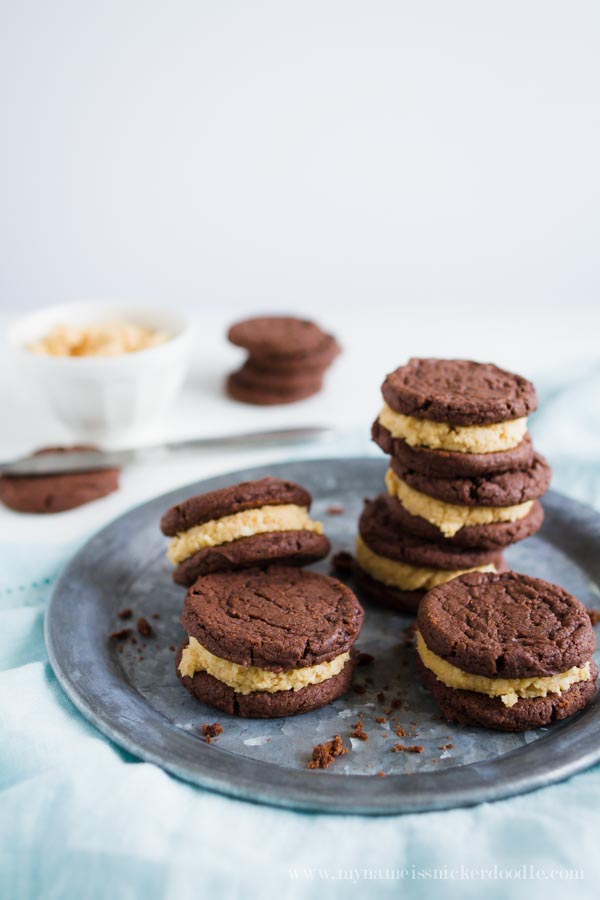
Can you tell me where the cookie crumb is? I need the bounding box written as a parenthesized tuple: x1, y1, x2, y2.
(117, 609, 132, 620)
(357, 651, 375, 667)
(375, 716, 387, 724)
(331, 551, 354, 574)
(440, 742, 454, 750)
(169, 645, 176, 652)
(308, 735, 347, 769)
(110, 628, 132, 641)
(353, 683, 366, 695)
(201, 722, 223, 743)
(151, 613, 160, 620)
(327, 504, 345, 516)
(137, 617, 154, 638)
(402, 622, 418, 645)
(391, 744, 423, 754)
(587, 608, 600, 626)
(377, 771, 386, 777)
(395, 726, 407, 737)
(351, 721, 369, 742)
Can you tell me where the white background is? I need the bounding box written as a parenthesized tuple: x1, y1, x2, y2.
(1, 1, 598, 318)
(0, 1, 599, 539)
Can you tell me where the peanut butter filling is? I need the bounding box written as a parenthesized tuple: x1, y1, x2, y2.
(378, 404, 527, 454)
(385, 468, 533, 538)
(167, 504, 324, 565)
(354, 536, 496, 591)
(416, 631, 591, 708)
(178, 636, 350, 694)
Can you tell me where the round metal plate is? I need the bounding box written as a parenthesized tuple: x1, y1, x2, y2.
(45, 458, 600, 815)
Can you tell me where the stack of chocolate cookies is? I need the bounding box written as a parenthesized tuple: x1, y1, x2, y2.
(226, 315, 340, 405)
(161, 476, 364, 718)
(356, 358, 551, 613)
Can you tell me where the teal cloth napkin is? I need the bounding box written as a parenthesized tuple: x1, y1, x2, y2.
(1, 370, 599, 900)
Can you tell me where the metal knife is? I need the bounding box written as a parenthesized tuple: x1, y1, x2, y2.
(0, 426, 337, 476)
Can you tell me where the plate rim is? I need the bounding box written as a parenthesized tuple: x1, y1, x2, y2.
(45, 456, 600, 816)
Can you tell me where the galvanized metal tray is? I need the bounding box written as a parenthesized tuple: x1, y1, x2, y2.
(45, 458, 600, 815)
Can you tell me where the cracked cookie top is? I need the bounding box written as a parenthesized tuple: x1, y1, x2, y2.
(181, 566, 364, 670)
(161, 477, 312, 536)
(418, 571, 595, 678)
(381, 358, 537, 425)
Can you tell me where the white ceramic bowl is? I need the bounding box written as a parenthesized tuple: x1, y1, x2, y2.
(8, 301, 193, 442)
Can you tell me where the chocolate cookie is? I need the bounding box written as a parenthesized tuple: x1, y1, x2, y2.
(172, 530, 331, 586)
(182, 566, 362, 668)
(385, 495, 544, 549)
(359, 496, 504, 570)
(389, 453, 551, 507)
(249, 333, 340, 373)
(226, 370, 322, 405)
(238, 358, 330, 388)
(416, 571, 597, 731)
(0, 446, 119, 514)
(161, 476, 329, 585)
(420, 571, 595, 676)
(228, 316, 332, 358)
(381, 358, 537, 425)
(372, 419, 536, 477)
(177, 566, 364, 717)
(177, 645, 357, 718)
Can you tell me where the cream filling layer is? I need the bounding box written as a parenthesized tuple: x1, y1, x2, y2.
(167, 504, 324, 565)
(355, 536, 496, 591)
(416, 632, 591, 708)
(378, 404, 528, 454)
(385, 468, 533, 538)
(178, 636, 350, 695)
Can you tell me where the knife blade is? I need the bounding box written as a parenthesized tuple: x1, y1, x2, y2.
(0, 426, 337, 476)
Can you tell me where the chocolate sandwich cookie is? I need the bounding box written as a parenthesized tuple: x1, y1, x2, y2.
(353, 496, 505, 613)
(372, 420, 536, 478)
(385, 494, 544, 550)
(375, 359, 537, 471)
(160, 476, 330, 586)
(177, 566, 364, 717)
(416, 571, 597, 731)
(0, 446, 119, 514)
(384, 462, 548, 544)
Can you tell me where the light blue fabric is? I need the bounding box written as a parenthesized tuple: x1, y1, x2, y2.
(1, 370, 599, 900)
